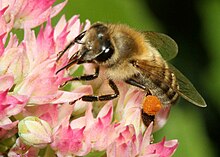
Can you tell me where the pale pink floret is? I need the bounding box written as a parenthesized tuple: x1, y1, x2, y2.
(107, 123, 178, 157)
(139, 123, 178, 157)
(0, 7, 8, 36)
(0, 0, 67, 29)
(8, 138, 39, 156)
(83, 102, 114, 151)
(116, 86, 146, 134)
(0, 75, 27, 139)
(0, 33, 5, 56)
(0, 75, 28, 119)
(106, 124, 139, 157)
(51, 104, 91, 157)
(0, 89, 27, 118)
(0, 117, 18, 140)
(52, 125, 86, 157)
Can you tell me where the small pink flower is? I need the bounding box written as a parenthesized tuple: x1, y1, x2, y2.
(0, 117, 18, 140)
(0, 75, 28, 119)
(8, 138, 39, 156)
(82, 102, 114, 151)
(24, 104, 59, 128)
(51, 121, 89, 156)
(0, 7, 10, 36)
(115, 86, 146, 134)
(0, 0, 67, 29)
(107, 124, 139, 157)
(0, 33, 4, 56)
(107, 123, 178, 157)
(114, 85, 171, 133)
(139, 123, 178, 157)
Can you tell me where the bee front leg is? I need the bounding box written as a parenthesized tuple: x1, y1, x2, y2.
(61, 65, 99, 87)
(71, 80, 119, 104)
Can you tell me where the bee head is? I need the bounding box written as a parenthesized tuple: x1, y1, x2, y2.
(79, 23, 114, 63)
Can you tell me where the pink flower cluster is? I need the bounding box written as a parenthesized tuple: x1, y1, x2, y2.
(0, 0, 178, 156)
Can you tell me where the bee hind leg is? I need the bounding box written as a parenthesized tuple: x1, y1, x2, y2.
(125, 78, 146, 90)
(125, 77, 151, 95)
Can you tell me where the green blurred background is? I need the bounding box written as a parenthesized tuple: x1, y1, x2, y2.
(53, 0, 219, 156)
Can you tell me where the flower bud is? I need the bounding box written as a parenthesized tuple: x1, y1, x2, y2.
(18, 116, 52, 148)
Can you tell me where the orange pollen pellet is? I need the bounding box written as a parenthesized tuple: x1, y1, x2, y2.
(142, 95, 162, 116)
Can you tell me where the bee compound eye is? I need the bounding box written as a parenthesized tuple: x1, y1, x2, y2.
(95, 46, 114, 62)
(98, 33, 104, 40)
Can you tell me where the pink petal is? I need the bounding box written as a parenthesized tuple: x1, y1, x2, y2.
(114, 143, 131, 157)
(53, 104, 75, 131)
(107, 125, 138, 157)
(8, 138, 39, 156)
(74, 103, 114, 151)
(51, 125, 88, 156)
(22, 0, 66, 29)
(84, 104, 95, 128)
(0, 7, 8, 35)
(0, 118, 18, 140)
(0, 75, 14, 91)
(0, 46, 28, 82)
(12, 0, 64, 29)
(54, 15, 68, 40)
(97, 101, 113, 125)
(16, 0, 55, 17)
(36, 20, 55, 56)
(0, 33, 6, 56)
(153, 106, 171, 132)
(146, 138, 178, 157)
(140, 122, 154, 153)
(49, 85, 93, 104)
(24, 104, 58, 127)
(117, 87, 146, 134)
(70, 116, 86, 129)
(50, 0, 68, 17)
(5, 33, 19, 50)
(0, 91, 28, 119)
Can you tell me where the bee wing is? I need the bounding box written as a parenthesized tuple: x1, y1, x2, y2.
(143, 31, 178, 61)
(168, 64, 207, 107)
(135, 60, 207, 107)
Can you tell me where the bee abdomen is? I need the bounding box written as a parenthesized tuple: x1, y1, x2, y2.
(144, 73, 179, 106)
(155, 81, 179, 105)
(131, 60, 179, 106)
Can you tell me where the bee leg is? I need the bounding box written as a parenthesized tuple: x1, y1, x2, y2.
(71, 80, 119, 103)
(141, 110, 155, 127)
(125, 78, 146, 90)
(125, 78, 155, 127)
(60, 66, 99, 87)
(125, 78, 151, 95)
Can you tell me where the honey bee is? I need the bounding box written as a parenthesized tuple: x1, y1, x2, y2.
(56, 22, 207, 126)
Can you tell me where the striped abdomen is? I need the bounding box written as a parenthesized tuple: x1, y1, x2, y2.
(133, 59, 179, 106)
(143, 62, 179, 106)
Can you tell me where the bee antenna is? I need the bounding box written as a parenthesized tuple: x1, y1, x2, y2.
(56, 31, 87, 62)
(74, 30, 87, 44)
(56, 41, 75, 62)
